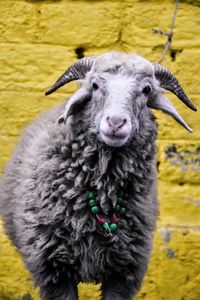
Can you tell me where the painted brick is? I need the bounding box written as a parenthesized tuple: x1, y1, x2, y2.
(0, 43, 78, 94)
(123, 1, 200, 49)
(0, 1, 120, 47)
(158, 181, 200, 227)
(157, 140, 200, 184)
(137, 229, 200, 300)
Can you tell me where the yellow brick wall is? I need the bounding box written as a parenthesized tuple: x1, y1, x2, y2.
(0, 0, 200, 299)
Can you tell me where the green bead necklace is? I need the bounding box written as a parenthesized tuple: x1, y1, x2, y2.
(88, 191, 127, 238)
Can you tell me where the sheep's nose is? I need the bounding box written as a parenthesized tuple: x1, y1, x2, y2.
(107, 116, 126, 132)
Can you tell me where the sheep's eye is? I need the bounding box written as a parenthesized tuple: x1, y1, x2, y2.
(142, 85, 151, 95)
(92, 82, 99, 91)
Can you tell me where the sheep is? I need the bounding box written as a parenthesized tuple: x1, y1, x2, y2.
(0, 51, 196, 300)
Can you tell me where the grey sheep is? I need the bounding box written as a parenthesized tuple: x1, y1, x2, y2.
(0, 52, 197, 300)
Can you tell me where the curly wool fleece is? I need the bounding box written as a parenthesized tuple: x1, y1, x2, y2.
(0, 102, 158, 299)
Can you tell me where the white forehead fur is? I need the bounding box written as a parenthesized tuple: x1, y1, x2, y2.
(91, 51, 154, 77)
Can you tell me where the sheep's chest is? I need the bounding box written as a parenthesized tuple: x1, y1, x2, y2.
(69, 218, 136, 283)
(41, 138, 156, 283)
(59, 194, 139, 283)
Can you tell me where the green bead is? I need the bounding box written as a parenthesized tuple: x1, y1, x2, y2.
(103, 222, 111, 233)
(88, 192, 95, 200)
(91, 206, 100, 214)
(115, 204, 120, 212)
(89, 199, 96, 207)
(110, 223, 118, 232)
(120, 207, 126, 214)
(117, 197, 124, 205)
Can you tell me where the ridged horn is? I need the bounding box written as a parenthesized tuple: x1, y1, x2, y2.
(45, 56, 96, 96)
(153, 63, 197, 111)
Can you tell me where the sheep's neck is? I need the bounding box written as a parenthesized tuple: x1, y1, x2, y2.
(69, 120, 156, 213)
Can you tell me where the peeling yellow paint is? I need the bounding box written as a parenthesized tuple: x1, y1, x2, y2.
(0, 0, 200, 299)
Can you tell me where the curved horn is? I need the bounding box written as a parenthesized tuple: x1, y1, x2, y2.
(45, 56, 96, 96)
(153, 63, 197, 111)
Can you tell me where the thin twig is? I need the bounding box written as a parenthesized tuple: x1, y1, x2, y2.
(152, 29, 169, 37)
(152, 0, 179, 63)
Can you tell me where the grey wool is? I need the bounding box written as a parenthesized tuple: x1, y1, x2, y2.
(0, 52, 196, 300)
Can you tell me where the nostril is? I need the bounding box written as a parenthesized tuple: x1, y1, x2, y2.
(107, 116, 126, 131)
(107, 117, 113, 129)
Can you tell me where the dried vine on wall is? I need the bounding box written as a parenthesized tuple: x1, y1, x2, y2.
(152, 0, 179, 63)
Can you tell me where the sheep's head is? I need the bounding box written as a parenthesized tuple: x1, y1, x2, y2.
(46, 52, 197, 147)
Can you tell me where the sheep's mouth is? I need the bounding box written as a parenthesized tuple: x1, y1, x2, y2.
(100, 131, 129, 147)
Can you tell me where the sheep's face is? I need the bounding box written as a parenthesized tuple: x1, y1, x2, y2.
(88, 71, 156, 147)
(56, 52, 194, 146)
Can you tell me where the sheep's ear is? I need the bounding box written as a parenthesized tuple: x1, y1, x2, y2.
(58, 88, 91, 124)
(147, 94, 192, 132)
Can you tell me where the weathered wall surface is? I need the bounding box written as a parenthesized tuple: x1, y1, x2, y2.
(0, 0, 200, 299)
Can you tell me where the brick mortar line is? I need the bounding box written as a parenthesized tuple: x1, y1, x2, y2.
(1, 41, 200, 50)
(157, 225, 200, 231)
